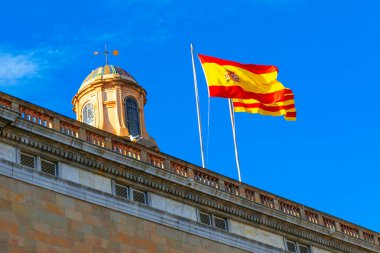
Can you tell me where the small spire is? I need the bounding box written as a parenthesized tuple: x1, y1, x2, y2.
(94, 44, 119, 65)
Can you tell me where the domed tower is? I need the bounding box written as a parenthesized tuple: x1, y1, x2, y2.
(72, 64, 157, 149)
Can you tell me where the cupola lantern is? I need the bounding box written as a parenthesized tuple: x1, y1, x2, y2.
(72, 64, 157, 149)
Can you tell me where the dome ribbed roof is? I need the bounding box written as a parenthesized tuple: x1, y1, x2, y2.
(79, 65, 137, 91)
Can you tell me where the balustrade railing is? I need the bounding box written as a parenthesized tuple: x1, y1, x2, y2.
(341, 224, 360, 238)
(0, 98, 11, 109)
(194, 170, 219, 189)
(245, 189, 255, 202)
(224, 181, 239, 196)
(170, 162, 188, 177)
(86, 130, 105, 147)
(323, 217, 336, 230)
(279, 201, 301, 217)
(260, 194, 275, 209)
(112, 141, 141, 160)
(148, 154, 165, 169)
(305, 211, 319, 224)
(363, 232, 374, 243)
(60, 121, 79, 138)
(20, 106, 52, 128)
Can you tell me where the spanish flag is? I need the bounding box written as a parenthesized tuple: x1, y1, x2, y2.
(198, 54, 296, 121)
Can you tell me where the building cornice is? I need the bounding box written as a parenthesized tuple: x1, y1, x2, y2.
(0, 122, 377, 253)
(0, 92, 378, 253)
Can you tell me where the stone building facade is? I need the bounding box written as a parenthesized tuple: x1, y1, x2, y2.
(0, 65, 378, 253)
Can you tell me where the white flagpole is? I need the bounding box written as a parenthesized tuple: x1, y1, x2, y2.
(190, 43, 205, 168)
(228, 98, 242, 182)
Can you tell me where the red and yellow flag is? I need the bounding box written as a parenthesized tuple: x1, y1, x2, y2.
(198, 54, 296, 121)
(232, 89, 296, 121)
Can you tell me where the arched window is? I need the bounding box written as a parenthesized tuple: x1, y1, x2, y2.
(82, 103, 95, 126)
(125, 97, 140, 137)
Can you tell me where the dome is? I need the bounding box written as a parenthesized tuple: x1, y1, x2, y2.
(79, 65, 137, 91)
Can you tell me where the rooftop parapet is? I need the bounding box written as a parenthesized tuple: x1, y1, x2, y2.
(0, 91, 378, 250)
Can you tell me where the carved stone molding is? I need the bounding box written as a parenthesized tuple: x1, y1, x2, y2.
(0, 128, 376, 253)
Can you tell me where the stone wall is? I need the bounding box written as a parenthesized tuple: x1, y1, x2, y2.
(0, 175, 251, 253)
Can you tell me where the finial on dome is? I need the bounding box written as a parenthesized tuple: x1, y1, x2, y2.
(94, 44, 119, 65)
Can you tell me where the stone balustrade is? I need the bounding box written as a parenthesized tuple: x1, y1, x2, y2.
(194, 170, 219, 189)
(341, 224, 360, 238)
(260, 194, 275, 209)
(148, 153, 165, 169)
(279, 201, 301, 218)
(0, 97, 11, 109)
(305, 210, 319, 224)
(112, 141, 141, 160)
(20, 105, 53, 128)
(60, 121, 79, 138)
(363, 232, 375, 244)
(170, 162, 188, 177)
(323, 217, 337, 230)
(245, 189, 255, 202)
(224, 181, 240, 196)
(86, 130, 105, 147)
(0, 91, 379, 246)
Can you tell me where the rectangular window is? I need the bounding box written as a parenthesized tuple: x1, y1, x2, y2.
(198, 211, 228, 231)
(113, 183, 149, 205)
(20, 153, 36, 169)
(298, 245, 309, 253)
(40, 159, 57, 176)
(199, 211, 212, 226)
(132, 189, 146, 204)
(285, 240, 310, 253)
(115, 183, 129, 199)
(286, 240, 297, 253)
(214, 216, 227, 230)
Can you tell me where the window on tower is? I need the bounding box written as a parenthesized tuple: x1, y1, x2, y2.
(82, 103, 95, 126)
(125, 97, 140, 137)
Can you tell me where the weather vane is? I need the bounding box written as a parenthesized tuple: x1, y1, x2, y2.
(94, 44, 119, 65)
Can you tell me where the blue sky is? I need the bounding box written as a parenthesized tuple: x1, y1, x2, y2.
(1, 0, 379, 231)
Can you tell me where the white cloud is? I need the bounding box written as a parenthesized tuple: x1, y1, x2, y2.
(0, 53, 39, 85)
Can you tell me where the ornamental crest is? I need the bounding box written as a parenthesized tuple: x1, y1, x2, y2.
(224, 70, 239, 82)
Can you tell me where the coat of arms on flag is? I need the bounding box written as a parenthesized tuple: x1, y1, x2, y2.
(225, 70, 239, 82)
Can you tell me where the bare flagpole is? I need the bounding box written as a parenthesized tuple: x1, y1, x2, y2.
(190, 43, 205, 168)
(228, 98, 242, 182)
